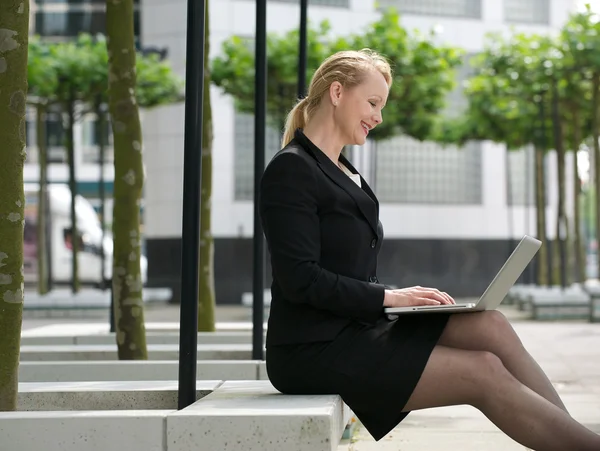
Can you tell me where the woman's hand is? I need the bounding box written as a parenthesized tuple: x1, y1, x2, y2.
(383, 286, 455, 308)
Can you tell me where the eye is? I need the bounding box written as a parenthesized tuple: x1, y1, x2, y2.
(369, 101, 377, 107)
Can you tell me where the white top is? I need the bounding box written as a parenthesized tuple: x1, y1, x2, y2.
(339, 163, 362, 188)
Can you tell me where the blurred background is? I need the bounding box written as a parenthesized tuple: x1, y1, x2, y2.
(21, 0, 600, 307)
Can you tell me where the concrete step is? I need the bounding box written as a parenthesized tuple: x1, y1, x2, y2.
(19, 343, 264, 361)
(19, 360, 268, 382)
(17, 380, 222, 411)
(21, 331, 263, 346)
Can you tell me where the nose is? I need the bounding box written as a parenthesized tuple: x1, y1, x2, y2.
(373, 111, 383, 125)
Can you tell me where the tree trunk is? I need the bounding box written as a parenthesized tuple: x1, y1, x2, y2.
(593, 73, 600, 283)
(551, 82, 567, 288)
(592, 72, 600, 286)
(36, 103, 49, 294)
(535, 145, 548, 286)
(198, 0, 216, 332)
(96, 100, 107, 288)
(571, 106, 585, 283)
(66, 100, 80, 293)
(0, 5, 30, 411)
(106, 0, 148, 359)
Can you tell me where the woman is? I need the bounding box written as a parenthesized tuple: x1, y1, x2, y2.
(258, 49, 600, 450)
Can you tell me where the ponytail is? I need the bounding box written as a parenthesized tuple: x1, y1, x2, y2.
(281, 97, 309, 148)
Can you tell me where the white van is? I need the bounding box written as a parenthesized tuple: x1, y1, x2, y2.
(24, 183, 148, 287)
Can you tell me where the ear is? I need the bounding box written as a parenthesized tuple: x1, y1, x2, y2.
(329, 81, 343, 106)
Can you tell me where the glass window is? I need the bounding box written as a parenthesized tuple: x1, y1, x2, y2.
(34, 10, 140, 37)
(234, 112, 282, 201)
(375, 136, 483, 204)
(377, 0, 482, 19)
(506, 146, 549, 206)
(504, 0, 550, 25)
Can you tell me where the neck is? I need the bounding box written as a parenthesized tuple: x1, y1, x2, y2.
(302, 112, 345, 167)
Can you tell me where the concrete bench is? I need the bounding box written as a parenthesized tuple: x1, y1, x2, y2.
(19, 343, 263, 361)
(0, 410, 172, 451)
(241, 289, 272, 308)
(529, 290, 593, 320)
(18, 360, 268, 382)
(167, 380, 351, 451)
(1, 381, 352, 451)
(505, 283, 537, 307)
(23, 288, 172, 310)
(17, 380, 221, 411)
(516, 285, 586, 311)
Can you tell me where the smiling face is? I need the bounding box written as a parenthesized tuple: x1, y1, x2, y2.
(330, 69, 389, 146)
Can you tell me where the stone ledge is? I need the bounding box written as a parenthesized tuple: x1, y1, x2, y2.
(19, 343, 263, 361)
(17, 380, 222, 411)
(0, 410, 172, 451)
(19, 360, 268, 382)
(21, 329, 265, 346)
(168, 380, 345, 451)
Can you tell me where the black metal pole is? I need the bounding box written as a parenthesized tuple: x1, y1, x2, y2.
(177, 0, 206, 410)
(298, 0, 308, 99)
(252, 0, 267, 361)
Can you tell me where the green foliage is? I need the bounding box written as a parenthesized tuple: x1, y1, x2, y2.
(27, 33, 183, 110)
(27, 37, 58, 103)
(136, 53, 184, 108)
(212, 20, 333, 131)
(341, 9, 463, 141)
(211, 9, 462, 138)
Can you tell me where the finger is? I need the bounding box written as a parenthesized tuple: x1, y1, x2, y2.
(442, 292, 456, 304)
(433, 290, 454, 305)
(424, 289, 452, 305)
(413, 297, 441, 306)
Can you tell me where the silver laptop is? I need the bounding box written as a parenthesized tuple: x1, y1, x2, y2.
(383, 235, 542, 315)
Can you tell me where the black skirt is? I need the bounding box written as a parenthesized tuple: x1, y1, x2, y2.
(266, 313, 450, 441)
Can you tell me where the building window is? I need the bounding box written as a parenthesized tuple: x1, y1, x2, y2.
(375, 137, 483, 204)
(34, 10, 140, 38)
(234, 112, 282, 201)
(377, 0, 482, 19)
(33, 0, 141, 43)
(81, 115, 114, 164)
(25, 106, 68, 164)
(504, 0, 550, 25)
(506, 146, 550, 207)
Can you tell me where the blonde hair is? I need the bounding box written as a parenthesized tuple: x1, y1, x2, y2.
(281, 48, 393, 148)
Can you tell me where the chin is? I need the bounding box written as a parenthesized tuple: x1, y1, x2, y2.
(354, 134, 367, 146)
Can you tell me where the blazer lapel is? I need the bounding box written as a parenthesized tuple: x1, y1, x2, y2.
(294, 130, 379, 235)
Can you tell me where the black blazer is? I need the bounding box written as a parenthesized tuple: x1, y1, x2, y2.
(259, 128, 387, 347)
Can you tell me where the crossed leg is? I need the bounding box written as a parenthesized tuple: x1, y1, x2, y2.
(399, 312, 600, 450)
(437, 310, 567, 412)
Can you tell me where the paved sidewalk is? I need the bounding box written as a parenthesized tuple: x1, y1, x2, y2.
(339, 318, 600, 450)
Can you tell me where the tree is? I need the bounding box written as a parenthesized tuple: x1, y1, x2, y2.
(106, 0, 148, 359)
(0, 1, 30, 411)
(212, 20, 333, 131)
(50, 35, 101, 293)
(434, 32, 554, 285)
(27, 37, 58, 294)
(197, 1, 216, 331)
(561, 6, 598, 282)
(342, 9, 463, 143)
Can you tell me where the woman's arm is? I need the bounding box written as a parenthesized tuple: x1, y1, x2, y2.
(259, 151, 385, 323)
